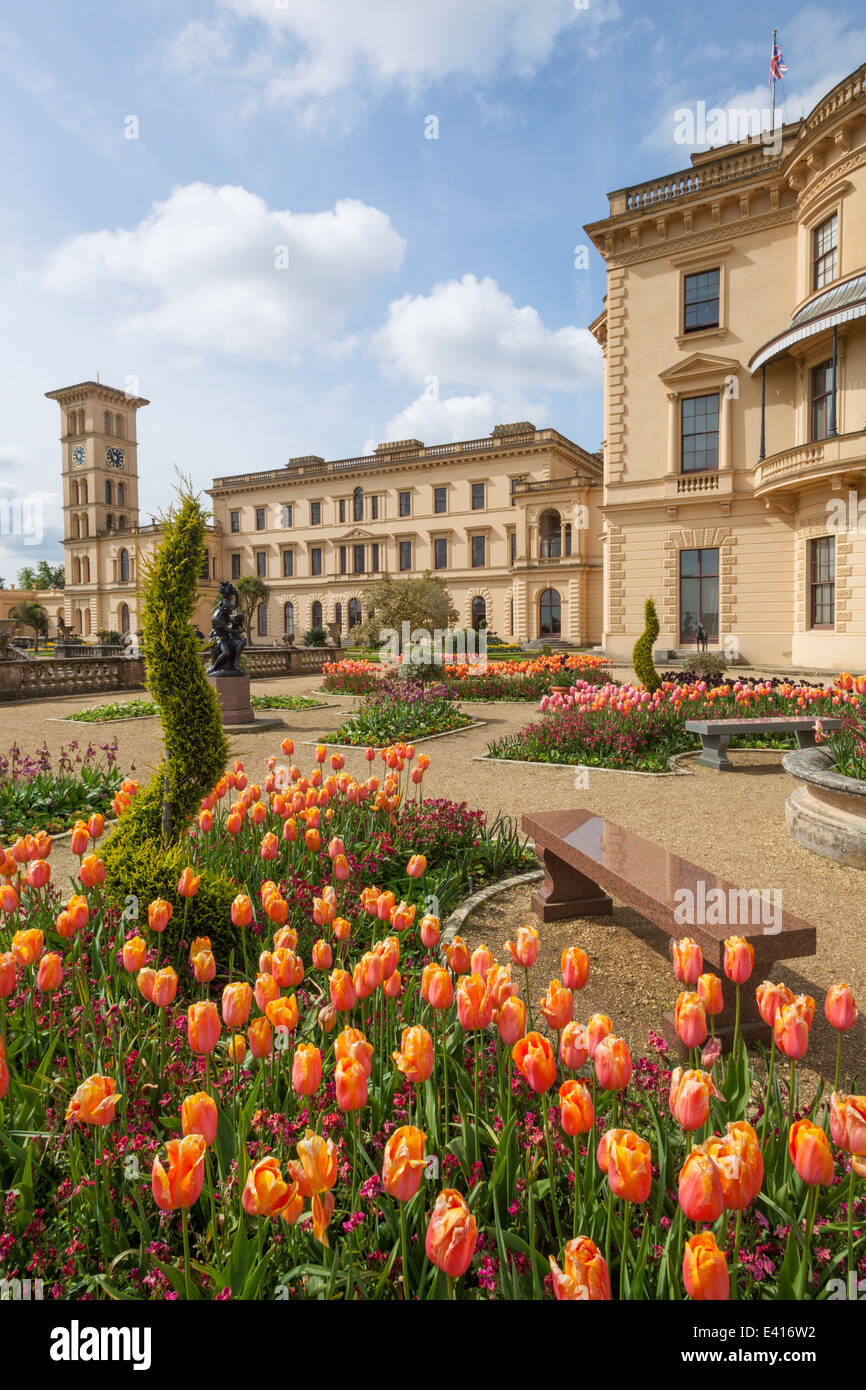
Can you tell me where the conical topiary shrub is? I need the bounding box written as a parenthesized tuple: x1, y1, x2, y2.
(632, 596, 661, 693)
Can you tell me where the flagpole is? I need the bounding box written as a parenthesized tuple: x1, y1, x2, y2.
(771, 28, 778, 131)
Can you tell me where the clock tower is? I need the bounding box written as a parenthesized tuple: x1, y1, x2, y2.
(46, 380, 149, 636)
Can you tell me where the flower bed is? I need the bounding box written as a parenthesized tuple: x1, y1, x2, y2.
(325, 676, 474, 746)
(0, 756, 862, 1299)
(820, 674, 866, 779)
(488, 678, 859, 773)
(0, 740, 124, 839)
(322, 653, 611, 701)
(66, 694, 327, 723)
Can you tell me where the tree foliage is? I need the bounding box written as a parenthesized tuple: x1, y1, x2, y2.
(235, 575, 270, 643)
(9, 601, 49, 650)
(632, 596, 661, 693)
(351, 572, 459, 650)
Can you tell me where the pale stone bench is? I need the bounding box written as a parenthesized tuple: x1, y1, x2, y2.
(684, 716, 842, 771)
(523, 808, 817, 1049)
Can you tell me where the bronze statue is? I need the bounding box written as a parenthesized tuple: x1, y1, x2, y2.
(207, 581, 246, 675)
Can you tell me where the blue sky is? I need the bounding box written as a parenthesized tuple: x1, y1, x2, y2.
(0, 0, 863, 578)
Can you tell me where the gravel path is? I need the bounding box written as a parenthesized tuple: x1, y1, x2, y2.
(6, 675, 864, 1081)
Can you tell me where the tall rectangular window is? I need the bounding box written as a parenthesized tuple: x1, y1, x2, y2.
(681, 394, 719, 473)
(679, 548, 719, 644)
(255, 550, 267, 578)
(399, 491, 411, 517)
(282, 549, 294, 578)
(510, 531, 517, 564)
(231, 553, 241, 580)
(339, 545, 347, 575)
(434, 486, 447, 514)
(683, 268, 720, 333)
(434, 537, 447, 570)
(471, 482, 485, 510)
(399, 540, 411, 571)
(353, 544, 365, 575)
(338, 499, 346, 523)
(255, 507, 266, 531)
(810, 359, 834, 440)
(311, 547, 322, 577)
(471, 534, 486, 568)
(281, 504, 292, 528)
(257, 604, 268, 637)
(813, 214, 838, 291)
(230, 510, 240, 534)
(371, 542, 380, 572)
(371, 495, 379, 520)
(810, 536, 835, 628)
(311, 501, 321, 525)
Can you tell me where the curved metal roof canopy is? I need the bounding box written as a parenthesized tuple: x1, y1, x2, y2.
(748, 272, 866, 374)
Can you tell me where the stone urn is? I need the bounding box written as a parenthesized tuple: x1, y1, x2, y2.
(782, 746, 866, 870)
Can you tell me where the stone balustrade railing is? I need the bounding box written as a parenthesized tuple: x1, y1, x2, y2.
(0, 647, 344, 702)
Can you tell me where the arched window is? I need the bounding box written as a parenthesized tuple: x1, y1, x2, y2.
(348, 597, 361, 629)
(83, 557, 90, 583)
(117, 516, 127, 531)
(312, 600, 323, 629)
(106, 514, 114, 531)
(105, 481, 113, 504)
(539, 588, 561, 637)
(471, 596, 487, 631)
(104, 411, 112, 436)
(72, 557, 81, 584)
(353, 486, 364, 523)
(257, 603, 268, 637)
(120, 604, 130, 636)
(564, 523, 572, 557)
(120, 549, 130, 583)
(82, 514, 89, 538)
(115, 414, 124, 438)
(284, 601, 295, 636)
(334, 602, 343, 628)
(117, 482, 125, 507)
(80, 480, 88, 504)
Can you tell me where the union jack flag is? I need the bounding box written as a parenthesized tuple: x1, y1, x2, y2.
(770, 38, 788, 83)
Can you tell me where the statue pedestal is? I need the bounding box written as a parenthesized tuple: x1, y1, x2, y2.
(207, 672, 254, 726)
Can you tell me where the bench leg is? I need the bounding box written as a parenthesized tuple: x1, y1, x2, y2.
(696, 733, 733, 771)
(530, 844, 613, 923)
(795, 729, 818, 749)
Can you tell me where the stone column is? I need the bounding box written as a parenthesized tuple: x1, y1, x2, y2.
(666, 393, 679, 475)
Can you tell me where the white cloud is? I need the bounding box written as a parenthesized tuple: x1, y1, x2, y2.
(378, 389, 547, 445)
(41, 184, 406, 359)
(163, 0, 621, 120)
(372, 273, 601, 396)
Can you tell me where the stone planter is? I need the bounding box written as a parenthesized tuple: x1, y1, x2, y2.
(782, 746, 866, 870)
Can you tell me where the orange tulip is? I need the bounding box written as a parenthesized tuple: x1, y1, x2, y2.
(0, 882, 18, 916)
(248, 1016, 273, 1059)
(181, 1091, 218, 1146)
(756, 979, 794, 1029)
(789, 1119, 834, 1186)
(178, 867, 201, 899)
(596, 1128, 652, 1204)
(228, 1033, 247, 1063)
(292, 1043, 322, 1096)
(70, 821, 90, 857)
(470, 944, 494, 979)
(425, 1189, 477, 1278)
(558, 1080, 594, 1137)
(444, 937, 470, 975)
(231, 894, 254, 928)
(266, 994, 299, 1037)
(825, 983, 857, 1032)
(393, 1026, 434, 1084)
(335, 1055, 368, 1112)
(723, 936, 754, 985)
(697, 972, 724, 1016)
(25, 859, 50, 890)
(122, 936, 148, 972)
(193, 950, 216, 984)
(497, 995, 527, 1045)
(36, 952, 63, 992)
(512, 1031, 557, 1094)
(672, 936, 703, 986)
(87, 812, 105, 841)
(678, 1147, 724, 1223)
(674, 991, 707, 1048)
(147, 898, 173, 934)
(187, 1001, 221, 1054)
(0, 953, 17, 998)
(137, 967, 156, 1002)
(222, 981, 253, 1029)
(559, 1021, 589, 1071)
(561, 946, 589, 991)
(420, 915, 440, 949)
(773, 996, 812, 1060)
(406, 854, 427, 878)
(669, 1068, 721, 1132)
(549, 1237, 610, 1301)
(456, 973, 493, 1031)
(829, 1093, 866, 1156)
(586, 1013, 612, 1058)
(296, 1129, 338, 1194)
(312, 939, 333, 971)
(382, 1125, 427, 1202)
(66, 1074, 120, 1127)
(505, 925, 539, 968)
(243, 1156, 296, 1217)
(11, 928, 43, 966)
(683, 1231, 729, 1301)
(152, 1134, 206, 1211)
(335, 1026, 373, 1077)
(540, 979, 574, 1031)
(152, 966, 178, 1008)
(594, 1034, 632, 1092)
(424, 966, 453, 1012)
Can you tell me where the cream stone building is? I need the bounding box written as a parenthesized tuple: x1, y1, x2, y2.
(585, 62, 866, 670)
(47, 381, 604, 647)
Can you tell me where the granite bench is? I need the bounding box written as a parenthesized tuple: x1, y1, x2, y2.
(522, 808, 817, 1048)
(684, 716, 842, 771)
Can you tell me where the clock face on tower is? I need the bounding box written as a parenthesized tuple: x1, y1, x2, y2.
(105, 446, 125, 469)
(72, 445, 86, 467)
